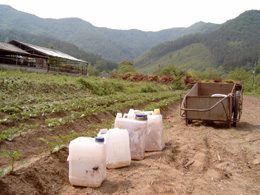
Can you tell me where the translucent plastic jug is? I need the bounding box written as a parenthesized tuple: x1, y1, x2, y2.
(68, 137, 106, 187)
(98, 128, 131, 168)
(146, 114, 165, 151)
(114, 116, 147, 160)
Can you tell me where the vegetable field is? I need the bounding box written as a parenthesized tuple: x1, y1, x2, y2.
(0, 69, 180, 182)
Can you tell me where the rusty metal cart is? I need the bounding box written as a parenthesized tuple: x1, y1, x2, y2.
(180, 82, 243, 127)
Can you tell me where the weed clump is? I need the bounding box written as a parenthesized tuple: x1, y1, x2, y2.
(77, 78, 124, 96)
(141, 86, 158, 93)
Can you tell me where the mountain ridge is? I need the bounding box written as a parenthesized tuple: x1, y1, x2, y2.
(0, 4, 220, 63)
(134, 10, 260, 73)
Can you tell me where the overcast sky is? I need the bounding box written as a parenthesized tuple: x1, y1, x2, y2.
(1, 0, 260, 31)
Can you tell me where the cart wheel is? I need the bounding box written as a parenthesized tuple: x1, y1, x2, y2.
(232, 91, 240, 127)
(186, 120, 192, 125)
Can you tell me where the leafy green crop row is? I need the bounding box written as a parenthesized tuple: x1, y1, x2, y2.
(43, 91, 178, 128)
(0, 123, 40, 142)
(143, 95, 180, 111)
(0, 91, 178, 142)
(0, 91, 176, 124)
(38, 130, 97, 154)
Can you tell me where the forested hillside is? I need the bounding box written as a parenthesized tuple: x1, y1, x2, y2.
(134, 10, 260, 73)
(0, 4, 219, 63)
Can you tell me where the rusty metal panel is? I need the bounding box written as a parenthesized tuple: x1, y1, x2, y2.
(198, 83, 234, 96)
(186, 97, 231, 121)
(187, 82, 199, 96)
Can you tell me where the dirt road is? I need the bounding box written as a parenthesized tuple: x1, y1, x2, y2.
(59, 95, 260, 195)
(1, 96, 260, 195)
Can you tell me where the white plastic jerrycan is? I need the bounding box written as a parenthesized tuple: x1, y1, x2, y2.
(68, 137, 106, 187)
(98, 128, 131, 168)
(114, 114, 147, 160)
(146, 114, 165, 151)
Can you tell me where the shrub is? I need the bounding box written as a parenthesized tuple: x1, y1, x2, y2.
(109, 81, 124, 92)
(223, 79, 235, 83)
(214, 78, 222, 83)
(226, 68, 250, 84)
(141, 86, 158, 93)
(158, 75, 172, 84)
(76, 78, 94, 90)
(76, 78, 124, 96)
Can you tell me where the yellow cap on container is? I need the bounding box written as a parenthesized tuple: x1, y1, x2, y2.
(154, 109, 160, 115)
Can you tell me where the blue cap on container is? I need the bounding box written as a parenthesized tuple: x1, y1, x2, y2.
(135, 114, 147, 120)
(95, 137, 105, 143)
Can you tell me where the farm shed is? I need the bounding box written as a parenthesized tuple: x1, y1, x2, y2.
(0, 41, 46, 66)
(9, 40, 88, 74)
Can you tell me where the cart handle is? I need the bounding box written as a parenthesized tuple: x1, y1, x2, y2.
(180, 94, 230, 112)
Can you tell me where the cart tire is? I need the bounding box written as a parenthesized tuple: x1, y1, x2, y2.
(187, 120, 192, 124)
(233, 91, 240, 127)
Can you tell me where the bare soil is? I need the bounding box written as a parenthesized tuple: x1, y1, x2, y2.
(0, 95, 260, 195)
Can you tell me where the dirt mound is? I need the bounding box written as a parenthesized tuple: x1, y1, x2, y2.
(0, 148, 68, 195)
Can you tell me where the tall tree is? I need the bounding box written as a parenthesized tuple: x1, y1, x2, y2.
(120, 60, 134, 66)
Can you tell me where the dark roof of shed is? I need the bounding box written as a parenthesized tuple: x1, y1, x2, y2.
(0, 41, 32, 56)
(9, 40, 87, 63)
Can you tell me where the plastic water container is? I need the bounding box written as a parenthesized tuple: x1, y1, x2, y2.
(114, 115, 147, 160)
(146, 114, 165, 151)
(97, 128, 131, 168)
(68, 137, 106, 187)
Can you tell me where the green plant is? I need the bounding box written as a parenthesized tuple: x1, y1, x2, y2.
(38, 130, 98, 154)
(0, 127, 19, 141)
(0, 150, 22, 174)
(76, 78, 124, 96)
(0, 123, 40, 142)
(143, 94, 180, 111)
(89, 119, 114, 131)
(45, 115, 74, 127)
(141, 86, 158, 93)
(38, 137, 64, 154)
